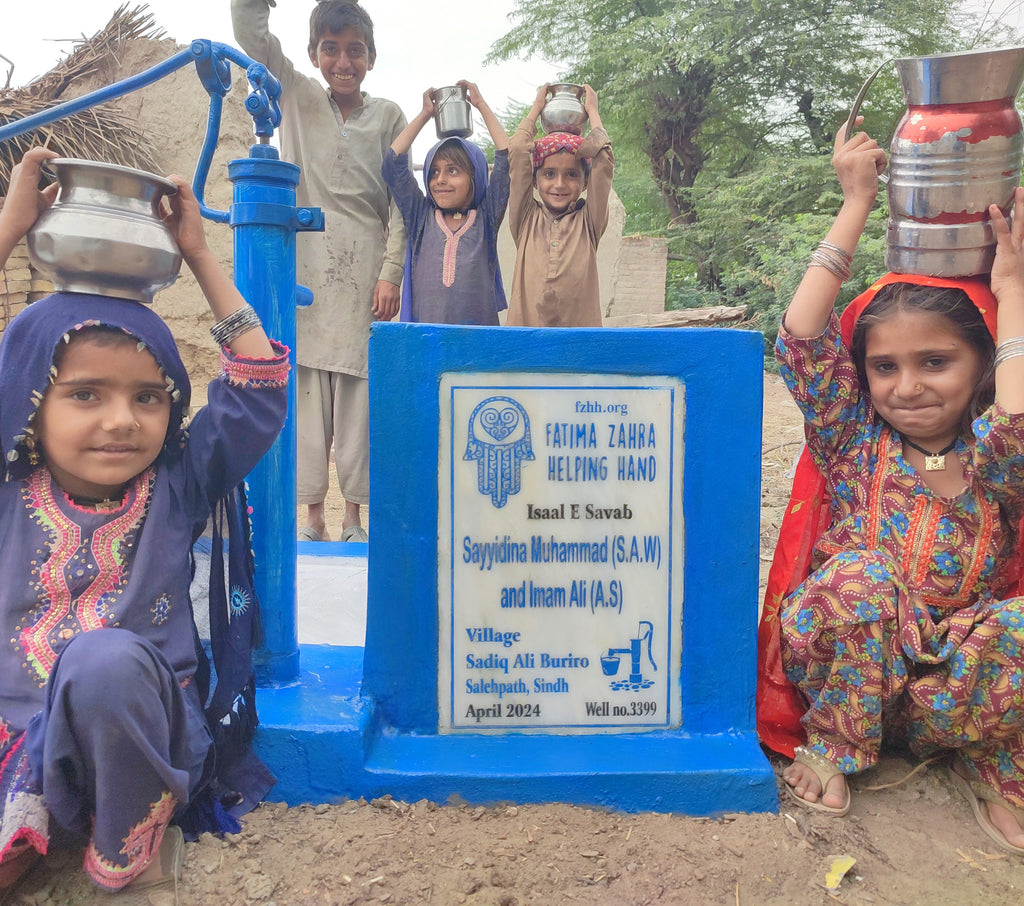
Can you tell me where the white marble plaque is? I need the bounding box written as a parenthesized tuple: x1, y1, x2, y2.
(438, 373, 684, 733)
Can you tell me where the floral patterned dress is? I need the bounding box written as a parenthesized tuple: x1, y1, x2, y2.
(777, 314, 1024, 807)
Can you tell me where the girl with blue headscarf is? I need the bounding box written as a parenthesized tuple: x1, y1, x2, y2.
(382, 81, 509, 324)
(0, 149, 289, 900)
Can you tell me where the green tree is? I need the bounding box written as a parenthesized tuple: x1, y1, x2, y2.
(488, 0, 1015, 225)
(669, 152, 887, 357)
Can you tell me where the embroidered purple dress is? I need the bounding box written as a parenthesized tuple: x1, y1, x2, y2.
(0, 294, 288, 890)
(382, 139, 509, 325)
(777, 313, 1024, 808)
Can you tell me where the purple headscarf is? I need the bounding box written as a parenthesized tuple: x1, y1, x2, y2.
(0, 292, 191, 483)
(399, 136, 506, 321)
(422, 136, 491, 209)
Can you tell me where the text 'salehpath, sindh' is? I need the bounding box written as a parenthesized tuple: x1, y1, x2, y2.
(438, 374, 685, 733)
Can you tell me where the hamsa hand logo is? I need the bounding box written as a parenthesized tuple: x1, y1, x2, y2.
(464, 396, 534, 507)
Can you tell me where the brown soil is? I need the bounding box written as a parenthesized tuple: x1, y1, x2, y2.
(11, 373, 1024, 905)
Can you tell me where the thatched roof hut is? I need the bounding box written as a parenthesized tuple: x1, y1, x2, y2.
(0, 4, 163, 194)
(0, 4, 254, 384)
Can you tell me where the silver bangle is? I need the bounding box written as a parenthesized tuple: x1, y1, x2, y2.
(808, 240, 853, 281)
(817, 241, 853, 268)
(994, 336, 1024, 368)
(809, 249, 852, 281)
(210, 304, 262, 347)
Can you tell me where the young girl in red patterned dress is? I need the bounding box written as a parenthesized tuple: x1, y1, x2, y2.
(769, 119, 1024, 853)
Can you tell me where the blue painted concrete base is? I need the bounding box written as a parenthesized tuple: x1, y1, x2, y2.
(254, 644, 779, 815)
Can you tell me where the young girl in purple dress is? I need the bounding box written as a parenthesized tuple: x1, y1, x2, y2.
(772, 119, 1024, 853)
(0, 148, 289, 899)
(382, 81, 510, 325)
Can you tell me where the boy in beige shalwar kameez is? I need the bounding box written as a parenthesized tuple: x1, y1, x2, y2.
(506, 84, 613, 327)
(232, 0, 406, 542)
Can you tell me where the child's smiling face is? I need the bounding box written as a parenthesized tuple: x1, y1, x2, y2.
(864, 309, 983, 451)
(534, 151, 587, 215)
(36, 334, 171, 500)
(428, 157, 474, 212)
(309, 26, 373, 109)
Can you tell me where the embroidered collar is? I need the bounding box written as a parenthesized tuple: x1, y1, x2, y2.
(435, 207, 477, 238)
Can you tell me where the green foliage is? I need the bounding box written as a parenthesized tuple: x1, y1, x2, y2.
(489, 0, 1024, 364)
(666, 153, 887, 360)
(489, 0, 1013, 222)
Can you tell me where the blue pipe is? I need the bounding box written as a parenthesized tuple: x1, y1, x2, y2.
(229, 147, 323, 684)
(0, 39, 322, 684)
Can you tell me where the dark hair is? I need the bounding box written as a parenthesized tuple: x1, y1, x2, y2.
(850, 282, 995, 433)
(308, 1, 375, 58)
(430, 140, 476, 195)
(51, 324, 140, 371)
(533, 150, 592, 182)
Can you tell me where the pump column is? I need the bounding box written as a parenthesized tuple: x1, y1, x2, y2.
(228, 145, 324, 684)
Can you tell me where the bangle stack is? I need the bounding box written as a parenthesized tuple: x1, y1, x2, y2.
(809, 240, 853, 282)
(994, 336, 1024, 368)
(210, 304, 262, 347)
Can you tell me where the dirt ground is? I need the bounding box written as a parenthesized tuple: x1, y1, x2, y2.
(11, 374, 1024, 905)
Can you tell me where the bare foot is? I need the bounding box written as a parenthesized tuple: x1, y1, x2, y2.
(342, 499, 362, 533)
(305, 502, 328, 539)
(984, 799, 1024, 851)
(0, 843, 39, 891)
(783, 760, 848, 810)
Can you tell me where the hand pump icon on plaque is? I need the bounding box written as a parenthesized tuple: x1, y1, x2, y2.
(601, 621, 657, 690)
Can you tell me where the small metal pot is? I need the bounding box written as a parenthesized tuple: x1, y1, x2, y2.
(539, 84, 587, 135)
(27, 159, 182, 303)
(432, 86, 473, 139)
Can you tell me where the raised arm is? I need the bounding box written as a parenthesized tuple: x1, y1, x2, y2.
(391, 89, 436, 156)
(231, 0, 296, 85)
(783, 118, 886, 339)
(989, 187, 1024, 413)
(581, 83, 603, 134)
(163, 176, 274, 359)
(459, 81, 509, 152)
(0, 148, 59, 267)
(577, 85, 612, 238)
(520, 83, 547, 136)
(508, 84, 549, 239)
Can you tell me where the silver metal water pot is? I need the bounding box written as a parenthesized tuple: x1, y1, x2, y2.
(27, 159, 182, 303)
(433, 86, 473, 139)
(539, 84, 588, 135)
(849, 46, 1024, 277)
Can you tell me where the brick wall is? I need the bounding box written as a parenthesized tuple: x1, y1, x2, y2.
(604, 235, 668, 320)
(0, 234, 54, 337)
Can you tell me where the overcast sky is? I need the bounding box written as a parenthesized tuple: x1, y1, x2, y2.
(1, 1, 565, 161)
(4, 1, 1023, 163)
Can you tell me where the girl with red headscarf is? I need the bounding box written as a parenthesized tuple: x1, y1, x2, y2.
(759, 118, 1024, 854)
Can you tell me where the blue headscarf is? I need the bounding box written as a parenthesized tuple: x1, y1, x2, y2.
(422, 136, 490, 210)
(0, 292, 191, 483)
(399, 136, 507, 321)
(1, 292, 269, 833)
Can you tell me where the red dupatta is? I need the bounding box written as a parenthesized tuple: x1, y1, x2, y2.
(755, 272, 1008, 757)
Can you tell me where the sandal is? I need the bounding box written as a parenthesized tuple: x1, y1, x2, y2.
(785, 746, 852, 816)
(297, 525, 329, 542)
(949, 759, 1024, 856)
(103, 825, 184, 905)
(340, 525, 368, 544)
